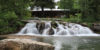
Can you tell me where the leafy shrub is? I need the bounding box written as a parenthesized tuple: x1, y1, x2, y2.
(0, 11, 25, 35)
(82, 16, 96, 22)
(61, 13, 82, 23)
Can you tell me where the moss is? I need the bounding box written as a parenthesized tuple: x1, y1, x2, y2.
(51, 21, 58, 28)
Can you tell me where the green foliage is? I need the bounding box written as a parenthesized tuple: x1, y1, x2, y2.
(86, 23, 93, 27)
(73, 0, 79, 9)
(31, 0, 55, 11)
(0, 0, 31, 18)
(0, 11, 17, 20)
(58, 0, 100, 22)
(0, 11, 25, 34)
(79, 0, 100, 22)
(60, 13, 82, 23)
(0, 0, 31, 34)
(82, 16, 96, 22)
(58, 0, 74, 10)
(68, 13, 82, 23)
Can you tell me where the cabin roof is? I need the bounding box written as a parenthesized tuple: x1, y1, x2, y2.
(31, 9, 70, 11)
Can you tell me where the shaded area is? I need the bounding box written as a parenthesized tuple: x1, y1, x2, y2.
(31, 11, 70, 18)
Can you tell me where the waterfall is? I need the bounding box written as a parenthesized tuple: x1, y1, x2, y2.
(18, 22, 40, 35)
(17, 20, 98, 36)
(42, 21, 51, 35)
(17, 20, 99, 50)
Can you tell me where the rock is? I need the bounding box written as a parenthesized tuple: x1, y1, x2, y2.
(51, 21, 58, 28)
(0, 39, 54, 50)
(59, 21, 66, 26)
(36, 22, 45, 34)
(80, 23, 88, 27)
(48, 28, 54, 35)
(92, 23, 100, 31)
(0, 37, 7, 40)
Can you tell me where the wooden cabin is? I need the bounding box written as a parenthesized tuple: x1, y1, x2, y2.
(31, 9, 70, 18)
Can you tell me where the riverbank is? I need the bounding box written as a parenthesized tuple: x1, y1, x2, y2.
(0, 38, 54, 50)
(1, 35, 100, 50)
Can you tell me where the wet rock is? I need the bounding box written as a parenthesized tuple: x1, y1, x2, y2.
(36, 22, 45, 34)
(0, 37, 7, 40)
(59, 21, 66, 26)
(51, 21, 58, 28)
(92, 23, 100, 32)
(79, 23, 88, 27)
(48, 28, 54, 35)
(0, 39, 54, 50)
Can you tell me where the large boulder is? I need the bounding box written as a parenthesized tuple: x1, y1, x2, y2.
(92, 23, 100, 33)
(51, 21, 58, 28)
(0, 39, 54, 50)
(36, 22, 45, 34)
(48, 28, 54, 35)
(93, 23, 100, 30)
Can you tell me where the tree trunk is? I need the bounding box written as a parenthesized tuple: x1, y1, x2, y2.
(41, 6, 44, 17)
(30, 6, 34, 10)
(41, 6, 44, 12)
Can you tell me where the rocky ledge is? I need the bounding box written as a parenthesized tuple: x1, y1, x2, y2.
(92, 23, 100, 31)
(0, 39, 54, 50)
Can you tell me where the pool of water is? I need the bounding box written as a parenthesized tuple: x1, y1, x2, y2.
(39, 36, 100, 50)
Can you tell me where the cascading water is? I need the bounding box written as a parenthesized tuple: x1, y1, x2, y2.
(18, 20, 97, 36)
(18, 22, 40, 35)
(17, 20, 99, 50)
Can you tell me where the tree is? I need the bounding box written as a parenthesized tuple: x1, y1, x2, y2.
(79, 0, 100, 22)
(31, 0, 55, 11)
(89, 0, 100, 21)
(58, 0, 74, 18)
(0, 0, 31, 19)
(0, 0, 31, 34)
(58, 0, 74, 10)
(79, 0, 90, 17)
